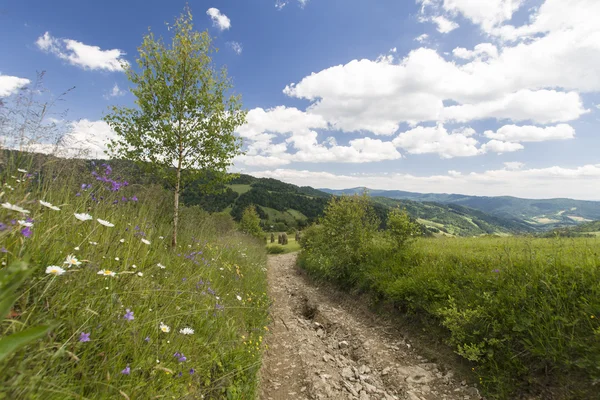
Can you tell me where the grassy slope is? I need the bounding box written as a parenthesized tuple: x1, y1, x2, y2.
(0, 155, 269, 399)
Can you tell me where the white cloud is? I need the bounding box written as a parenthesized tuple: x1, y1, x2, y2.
(431, 15, 459, 33)
(0, 74, 29, 97)
(228, 41, 243, 55)
(206, 8, 231, 31)
(62, 119, 116, 158)
(441, 0, 525, 32)
(453, 43, 498, 60)
(104, 83, 125, 99)
(35, 32, 127, 72)
(504, 161, 525, 170)
(415, 34, 429, 43)
(251, 164, 600, 200)
(442, 90, 587, 124)
(275, 0, 309, 9)
(480, 139, 524, 154)
(392, 124, 481, 158)
(484, 124, 576, 142)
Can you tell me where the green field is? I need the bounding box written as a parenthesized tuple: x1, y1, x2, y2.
(266, 236, 301, 254)
(298, 198, 600, 400)
(228, 184, 252, 195)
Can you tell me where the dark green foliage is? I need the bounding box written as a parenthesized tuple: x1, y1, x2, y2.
(239, 205, 263, 238)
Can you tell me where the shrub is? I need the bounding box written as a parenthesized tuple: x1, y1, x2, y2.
(266, 245, 285, 254)
(239, 205, 263, 238)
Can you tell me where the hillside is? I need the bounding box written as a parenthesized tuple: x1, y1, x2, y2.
(182, 174, 530, 236)
(321, 187, 600, 231)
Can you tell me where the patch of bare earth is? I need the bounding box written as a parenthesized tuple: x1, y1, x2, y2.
(259, 253, 483, 400)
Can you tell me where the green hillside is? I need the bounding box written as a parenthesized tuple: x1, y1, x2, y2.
(322, 187, 600, 231)
(181, 175, 531, 236)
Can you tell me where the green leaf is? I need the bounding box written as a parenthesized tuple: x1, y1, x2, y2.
(0, 323, 57, 362)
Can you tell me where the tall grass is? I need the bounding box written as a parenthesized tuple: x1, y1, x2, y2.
(300, 219, 600, 398)
(0, 153, 269, 399)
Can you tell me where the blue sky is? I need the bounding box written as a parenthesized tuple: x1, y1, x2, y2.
(1, 0, 599, 199)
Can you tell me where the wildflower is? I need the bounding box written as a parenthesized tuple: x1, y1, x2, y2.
(115, 257, 120, 261)
(137, 272, 143, 277)
(18, 220, 33, 227)
(236, 295, 242, 301)
(157, 263, 166, 269)
(159, 322, 170, 333)
(89, 241, 98, 245)
(159, 236, 164, 239)
(145, 336, 150, 342)
(179, 327, 194, 335)
(121, 365, 130, 375)
(17, 168, 28, 173)
(132, 264, 137, 269)
(39, 200, 60, 211)
(97, 218, 114, 227)
(74, 213, 93, 221)
(123, 309, 134, 321)
(2, 202, 30, 214)
(119, 239, 125, 243)
(46, 265, 66, 275)
(97, 269, 116, 277)
(74, 246, 80, 251)
(79, 332, 91, 342)
(189, 368, 195, 375)
(64, 254, 82, 267)
(131, 196, 138, 202)
(173, 352, 187, 362)
(21, 227, 32, 238)
(141, 238, 151, 245)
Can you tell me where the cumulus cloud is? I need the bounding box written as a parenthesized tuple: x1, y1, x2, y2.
(480, 140, 524, 154)
(440, 0, 525, 32)
(0, 74, 30, 97)
(206, 8, 231, 31)
(392, 124, 481, 158)
(431, 16, 459, 33)
(250, 164, 600, 200)
(484, 124, 576, 142)
(415, 34, 429, 43)
(504, 161, 525, 170)
(35, 32, 127, 72)
(276, 0, 309, 9)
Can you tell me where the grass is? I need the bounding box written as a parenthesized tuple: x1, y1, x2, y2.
(265, 236, 301, 254)
(227, 184, 251, 195)
(300, 226, 600, 399)
(0, 155, 269, 399)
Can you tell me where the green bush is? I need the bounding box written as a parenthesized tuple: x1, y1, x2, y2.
(0, 156, 269, 399)
(266, 245, 285, 254)
(300, 220, 600, 398)
(239, 205, 263, 238)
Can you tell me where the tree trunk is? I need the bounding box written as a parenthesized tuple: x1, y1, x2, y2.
(172, 166, 181, 248)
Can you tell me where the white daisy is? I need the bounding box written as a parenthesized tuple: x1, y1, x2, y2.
(64, 254, 82, 267)
(159, 236, 164, 239)
(74, 247, 80, 251)
(115, 257, 120, 261)
(2, 202, 30, 214)
(236, 295, 242, 301)
(157, 263, 166, 269)
(119, 239, 125, 243)
(137, 272, 143, 277)
(141, 238, 151, 245)
(74, 213, 93, 221)
(46, 265, 66, 275)
(18, 220, 33, 227)
(97, 218, 114, 227)
(179, 327, 194, 335)
(17, 168, 28, 173)
(97, 269, 116, 277)
(40, 200, 60, 211)
(89, 241, 98, 246)
(159, 322, 170, 333)
(132, 264, 137, 269)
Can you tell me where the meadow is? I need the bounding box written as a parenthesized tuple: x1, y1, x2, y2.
(0, 153, 269, 399)
(298, 196, 600, 399)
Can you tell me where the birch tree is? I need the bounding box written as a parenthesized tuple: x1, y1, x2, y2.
(105, 7, 246, 247)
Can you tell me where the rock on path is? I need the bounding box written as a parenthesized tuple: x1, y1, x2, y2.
(259, 253, 482, 400)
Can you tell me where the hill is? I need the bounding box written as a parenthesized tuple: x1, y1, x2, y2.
(321, 187, 600, 231)
(183, 175, 531, 236)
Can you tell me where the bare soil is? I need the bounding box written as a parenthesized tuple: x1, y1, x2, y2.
(258, 253, 484, 400)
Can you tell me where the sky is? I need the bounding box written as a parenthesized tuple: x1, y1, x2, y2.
(1, 0, 600, 200)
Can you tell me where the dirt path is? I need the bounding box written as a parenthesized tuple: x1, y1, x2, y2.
(258, 253, 482, 400)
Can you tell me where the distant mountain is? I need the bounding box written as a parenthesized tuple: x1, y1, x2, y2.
(320, 187, 600, 230)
